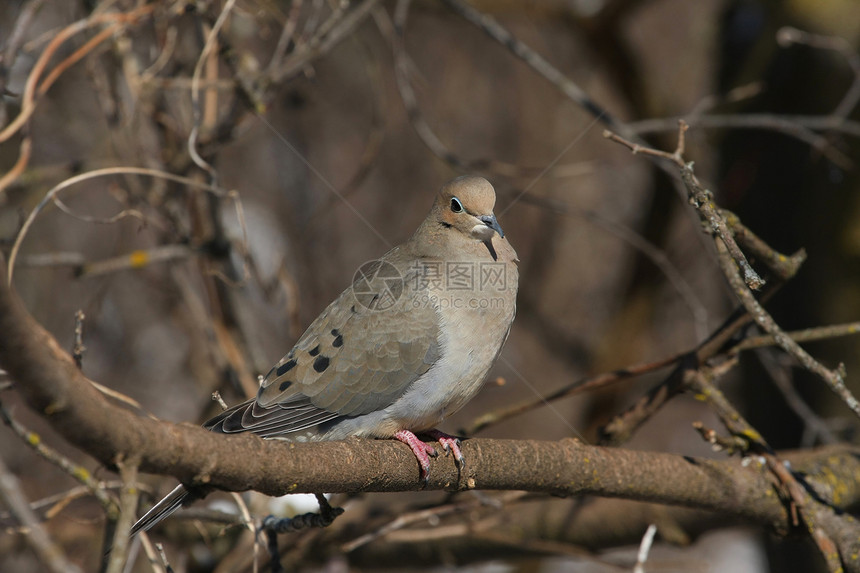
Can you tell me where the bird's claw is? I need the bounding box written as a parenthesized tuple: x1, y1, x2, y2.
(428, 430, 466, 470)
(394, 429, 435, 483)
(394, 429, 467, 485)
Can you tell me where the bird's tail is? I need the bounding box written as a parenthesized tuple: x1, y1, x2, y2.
(130, 484, 191, 536)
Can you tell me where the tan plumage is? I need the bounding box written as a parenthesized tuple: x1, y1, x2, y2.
(132, 176, 518, 535)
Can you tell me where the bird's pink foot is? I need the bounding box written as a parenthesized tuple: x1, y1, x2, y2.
(394, 429, 437, 482)
(427, 429, 465, 468)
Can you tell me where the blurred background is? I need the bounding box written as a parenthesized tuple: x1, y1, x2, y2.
(1, 0, 859, 571)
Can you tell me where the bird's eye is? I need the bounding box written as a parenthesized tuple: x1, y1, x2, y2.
(450, 197, 464, 213)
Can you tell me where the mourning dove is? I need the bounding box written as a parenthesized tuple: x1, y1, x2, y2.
(131, 175, 518, 534)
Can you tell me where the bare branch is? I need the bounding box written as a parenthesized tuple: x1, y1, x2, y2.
(686, 365, 850, 572)
(604, 122, 860, 422)
(105, 461, 139, 573)
(0, 455, 83, 573)
(0, 401, 117, 516)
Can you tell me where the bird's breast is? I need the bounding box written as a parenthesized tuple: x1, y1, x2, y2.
(384, 256, 518, 430)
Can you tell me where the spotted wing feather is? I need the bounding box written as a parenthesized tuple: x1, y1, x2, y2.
(205, 260, 439, 438)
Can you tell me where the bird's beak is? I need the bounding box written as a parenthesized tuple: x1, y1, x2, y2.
(480, 214, 505, 238)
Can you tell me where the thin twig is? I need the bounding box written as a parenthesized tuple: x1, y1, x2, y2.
(72, 310, 85, 370)
(469, 317, 860, 438)
(756, 349, 840, 446)
(212, 390, 229, 411)
(720, 209, 807, 281)
(627, 114, 859, 167)
(0, 481, 126, 525)
(438, 0, 622, 134)
(465, 353, 680, 436)
(681, 167, 765, 289)
(687, 365, 846, 572)
(714, 238, 860, 418)
(270, 0, 383, 82)
(0, 135, 32, 194)
(0, 4, 156, 144)
(518, 192, 709, 339)
(606, 122, 860, 422)
(604, 122, 765, 290)
(188, 0, 237, 182)
(78, 245, 194, 279)
(155, 542, 173, 573)
(105, 460, 140, 573)
(267, 0, 304, 74)
(777, 26, 860, 118)
(8, 166, 244, 284)
(628, 113, 860, 139)
(687, 81, 765, 116)
(385, 2, 590, 178)
(0, 0, 48, 94)
(136, 533, 167, 573)
(343, 491, 526, 552)
(0, 455, 83, 573)
(50, 195, 148, 227)
(729, 322, 860, 354)
(0, 402, 117, 515)
(633, 524, 658, 573)
(693, 421, 749, 454)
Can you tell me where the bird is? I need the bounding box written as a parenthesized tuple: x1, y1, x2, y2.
(131, 175, 518, 535)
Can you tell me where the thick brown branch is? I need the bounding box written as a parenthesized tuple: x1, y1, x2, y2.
(2, 265, 860, 565)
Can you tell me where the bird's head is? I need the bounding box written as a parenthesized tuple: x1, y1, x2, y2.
(435, 176, 504, 241)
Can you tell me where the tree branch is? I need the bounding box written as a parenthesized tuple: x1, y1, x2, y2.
(2, 263, 860, 566)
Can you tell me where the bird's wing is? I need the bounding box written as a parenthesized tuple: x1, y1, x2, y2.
(205, 259, 440, 437)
